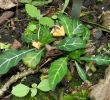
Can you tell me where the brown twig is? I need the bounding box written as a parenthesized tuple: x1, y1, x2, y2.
(0, 58, 52, 97)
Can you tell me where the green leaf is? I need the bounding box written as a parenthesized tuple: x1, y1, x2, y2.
(0, 49, 34, 74)
(75, 61, 87, 81)
(39, 17, 54, 27)
(27, 22, 37, 32)
(56, 37, 86, 51)
(37, 26, 53, 45)
(31, 88, 37, 97)
(83, 27, 90, 41)
(58, 14, 73, 37)
(22, 33, 37, 43)
(81, 55, 110, 65)
(48, 57, 68, 90)
(37, 79, 51, 92)
(69, 50, 85, 61)
(72, 19, 85, 36)
(22, 49, 43, 69)
(11, 83, 30, 97)
(25, 4, 42, 19)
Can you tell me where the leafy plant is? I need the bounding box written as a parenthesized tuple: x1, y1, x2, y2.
(11, 79, 51, 97)
(0, 3, 110, 98)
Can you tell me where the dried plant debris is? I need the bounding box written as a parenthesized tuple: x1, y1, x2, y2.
(0, 0, 17, 10)
(90, 65, 110, 100)
(102, 11, 110, 30)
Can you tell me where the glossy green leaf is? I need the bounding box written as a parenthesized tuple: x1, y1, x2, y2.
(72, 19, 85, 36)
(22, 49, 43, 69)
(58, 14, 73, 37)
(56, 37, 86, 51)
(48, 57, 68, 90)
(27, 22, 37, 32)
(39, 17, 54, 27)
(75, 61, 87, 81)
(37, 79, 51, 92)
(81, 55, 110, 65)
(37, 26, 53, 45)
(11, 83, 30, 97)
(25, 4, 42, 19)
(0, 49, 34, 74)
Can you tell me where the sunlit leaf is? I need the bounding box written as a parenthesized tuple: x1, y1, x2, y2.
(39, 17, 54, 27)
(0, 49, 34, 74)
(37, 79, 51, 92)
(81, 55, 110, 65)
(48, 57, 68, 90)
(75, 61, 87, 81)
(31, 88, 37, 97)
(11, 83, 30, 97)
(22, 49, 43, 69)
(25, 4, 42, 19)
(56, 37, 86, 51)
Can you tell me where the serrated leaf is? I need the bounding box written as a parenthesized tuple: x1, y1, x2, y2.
(75, 61, 87, 81)
(11, 83, 30, 97)
(22, 33, 37, 43)
(81, 55, 110, 65)
(25, 4, 42, 19)
(37, 79, 51, 92)
(39, 17, 54, 27)
(0, 49, 34, 74)
(58, 14, 73, 37)
(48, 57, 68, 90)
(37, 26, 53, 45)
(22, 49, 43, 69)
(56, 37, 86, 51)
(31, 88, 37, 97)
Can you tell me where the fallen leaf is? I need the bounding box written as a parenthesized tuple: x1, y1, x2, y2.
(11, 39, 22, 49)
(0, 0, 17, 10)
(32, 41, 42, 49)
(89, 65, 110, 100)
(52, 26, 65, 37)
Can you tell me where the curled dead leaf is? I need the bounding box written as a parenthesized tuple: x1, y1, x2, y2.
(52, 26, 65, 37)
(32, 41, 42, 49)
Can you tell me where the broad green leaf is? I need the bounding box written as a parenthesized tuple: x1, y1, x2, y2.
(81, 55, 110, 65)
(48, 57, 68, 90)
(31, 88, 37, 97)
(37, 79, 51, 92)
(25, 4, 42, 19)
(22, 33, 37, 43)
(22, 49, 43, 69)
(75, 61, 87, 81)
(39, 17, 54, 27)
(37, 26, 53, 45)
(58, 14, 73, 37)
(72, 19, 85, 36)
(11, 83, 30, 97)
(0, 49, 34, 74)
(56, 37, 86, 51)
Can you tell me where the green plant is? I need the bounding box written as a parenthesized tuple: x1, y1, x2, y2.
(0, 4, 110, 98)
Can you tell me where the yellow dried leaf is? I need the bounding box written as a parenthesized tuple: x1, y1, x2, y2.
(32, 41, 42, 49)
(52, 26, 65, 37)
